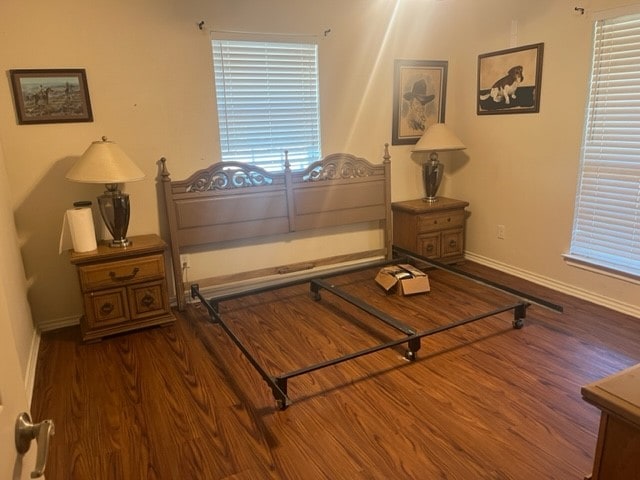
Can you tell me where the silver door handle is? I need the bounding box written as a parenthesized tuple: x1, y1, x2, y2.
(15, 412, 55, 479)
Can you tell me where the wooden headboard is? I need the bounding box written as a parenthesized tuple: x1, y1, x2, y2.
(161, 145, 392, 310)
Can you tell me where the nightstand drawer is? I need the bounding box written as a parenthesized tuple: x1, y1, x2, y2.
(128, 280, 170, 320)
(418, 234, 440, 258)
(441, 229, 464, 258)
(78, 254, 165, 291)
(417, 211, 465, 233)
(83, 287, 129, 328)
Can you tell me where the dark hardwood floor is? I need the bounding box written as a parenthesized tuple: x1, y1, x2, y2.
(32, 262, 640, 479)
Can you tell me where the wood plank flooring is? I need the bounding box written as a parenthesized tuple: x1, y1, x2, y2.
(31, 262, 640, 479)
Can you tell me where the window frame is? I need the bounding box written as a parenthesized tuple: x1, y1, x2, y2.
(211, 33, 322, 172)
(565, 6, 640, 283)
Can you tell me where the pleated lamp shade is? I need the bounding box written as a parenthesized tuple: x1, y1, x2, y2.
(66, 136, 145, 247)
(412, 123, 466, 153)
(66, 137, 145, 184)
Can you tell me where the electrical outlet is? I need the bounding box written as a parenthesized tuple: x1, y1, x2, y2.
(180, 254, 190, 269)
(497, 225, 506, 240)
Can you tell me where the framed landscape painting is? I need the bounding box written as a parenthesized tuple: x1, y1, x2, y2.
(10, 69, 93, 124)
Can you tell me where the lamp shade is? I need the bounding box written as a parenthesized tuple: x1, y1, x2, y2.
(66, 136, 145, 184)
(412, 123, 466, 153)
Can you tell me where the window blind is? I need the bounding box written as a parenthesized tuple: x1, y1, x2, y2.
(212, 39, 321, 172)
(569, 12, 640, 278)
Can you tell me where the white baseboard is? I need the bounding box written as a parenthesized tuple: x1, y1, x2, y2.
(37, 315, 79, 332)
(25, 329, 40, 407)
(465, 251, 640, 318)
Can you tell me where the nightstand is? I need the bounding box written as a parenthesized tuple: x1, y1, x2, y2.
(392, 197, 469, 263)
(69, 234, 175, 342)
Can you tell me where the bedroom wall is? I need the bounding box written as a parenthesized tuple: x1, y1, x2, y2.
(0, 134, 37, 396)
(0, 0, 637, 330)
(435, 0, 640, 315)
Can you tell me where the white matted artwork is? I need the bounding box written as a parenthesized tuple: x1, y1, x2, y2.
(392, 59, 448, 145)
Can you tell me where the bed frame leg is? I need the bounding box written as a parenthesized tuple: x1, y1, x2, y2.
(190, 283, 220, 323)
(405, 337, 421, 361)
(309, 282, 322, 301)
(512, 302, 528, 329)
(274, 377, 290, 410)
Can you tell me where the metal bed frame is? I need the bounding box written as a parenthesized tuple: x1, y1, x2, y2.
(190, 247, 563, 410)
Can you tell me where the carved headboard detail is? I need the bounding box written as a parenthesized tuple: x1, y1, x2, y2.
(161, 145, 392, 310)
(184, 161, 280, 192)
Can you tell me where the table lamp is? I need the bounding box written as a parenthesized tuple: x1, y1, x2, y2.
(412, 123, 466, 203)
(66, 136, 145, 247)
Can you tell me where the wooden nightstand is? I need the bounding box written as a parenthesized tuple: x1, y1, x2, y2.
(392, 197, 469, 263)
(582, 364, 640, 480)
(69, 234, 175, 342)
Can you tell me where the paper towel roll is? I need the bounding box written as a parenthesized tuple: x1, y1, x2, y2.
(64, 207, 97, 253)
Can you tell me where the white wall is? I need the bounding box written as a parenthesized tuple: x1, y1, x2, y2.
(0, 136, 38, 397)
(0, 0, 637, 329)
(442, 0, 640, 314)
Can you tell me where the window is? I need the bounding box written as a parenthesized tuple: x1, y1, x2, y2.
(212, 38, 321, 172)
(568, 11, 640, 279)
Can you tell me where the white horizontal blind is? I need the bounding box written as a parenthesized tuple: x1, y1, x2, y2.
(570, 13, 640, 277)
(212, 39, 321, 171)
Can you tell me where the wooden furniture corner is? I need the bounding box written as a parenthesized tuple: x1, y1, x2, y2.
(69, 234, 175, 342)
(582, 363, 640, 480)
(392, 197, 469, 263)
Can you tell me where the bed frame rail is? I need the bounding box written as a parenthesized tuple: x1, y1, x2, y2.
(190, 254, 542, 410)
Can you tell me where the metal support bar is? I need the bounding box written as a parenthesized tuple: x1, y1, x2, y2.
(392, 246, 564, 313)
(191, 284, 290, 409)
(279, 302, 527, 382)
(310, 278, 416, 336)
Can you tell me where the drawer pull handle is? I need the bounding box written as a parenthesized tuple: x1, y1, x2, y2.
(141, 294, 155, 307)
(426, 244, 434, 252)
(109, 267, 140, 282)
(100, 303, 114, 315)
(449, 239, 457, 247)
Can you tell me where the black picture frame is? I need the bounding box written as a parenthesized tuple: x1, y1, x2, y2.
(392, 59, 448, 145)
(477, 43, 544, 115)
(9, 69, 93, 124)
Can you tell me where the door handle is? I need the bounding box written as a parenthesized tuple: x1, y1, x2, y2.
(15, 412, 55, 479)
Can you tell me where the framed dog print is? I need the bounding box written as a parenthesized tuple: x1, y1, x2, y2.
(392, 59, 448, 145)
(10, 69, 93, 124)
(477, 43, 544, 115)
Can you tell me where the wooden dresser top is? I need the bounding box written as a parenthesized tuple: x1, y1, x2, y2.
(582, 363, 640, 428)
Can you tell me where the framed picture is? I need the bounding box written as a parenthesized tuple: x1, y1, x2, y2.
(477, 43, 544, 115)
(9, 69, 93, 124)
(392, 59, 448, 145)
